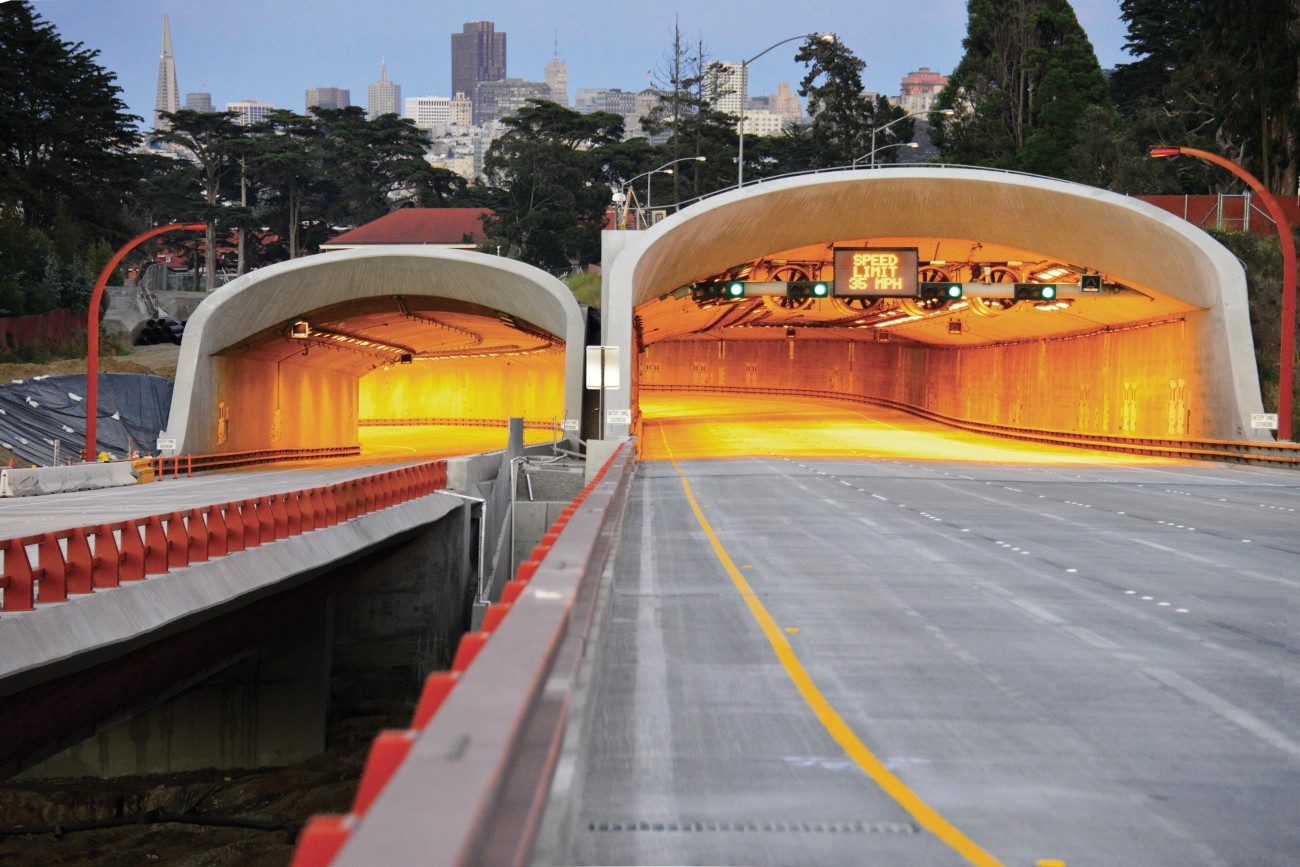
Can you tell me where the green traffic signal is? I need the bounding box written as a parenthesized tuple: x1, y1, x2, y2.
(919, 282, 963, 300)
(1014, 283, 1056, 301)
(788, 281, 830, 299)
(726, 281, 746, 298)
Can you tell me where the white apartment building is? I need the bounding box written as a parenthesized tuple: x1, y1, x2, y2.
(226, 99, 276, 126)
(708, 62, 747, 117)
(406, 96, 455, 135)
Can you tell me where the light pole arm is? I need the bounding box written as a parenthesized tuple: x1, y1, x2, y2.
(85, 222, 205, 460)
(1151, 146, 1295, 441)
(737, 33, 825, 189)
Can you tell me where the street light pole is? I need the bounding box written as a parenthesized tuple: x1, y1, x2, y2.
(1151, 146, 1295, 441)
(868, 108, 954, 167)
(625, 156, 706, 227)
(85, 222, 205, 460)
(737, 33, 834, 189)
(852, 141, 919, 168)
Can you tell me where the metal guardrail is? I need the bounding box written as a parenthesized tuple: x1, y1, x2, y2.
(642, 384, 1300, 467)
(359, 418, 556, 430)
(149, 446, 362, 479)
(291, 440, 637, 867)
(0, 462, 449, 612)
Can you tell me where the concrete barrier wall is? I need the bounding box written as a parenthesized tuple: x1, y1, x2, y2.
(0, 462, 138, 497)
(641, 313, 1223, 439)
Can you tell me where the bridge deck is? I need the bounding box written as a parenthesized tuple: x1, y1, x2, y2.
(550, 395, 1299, 866)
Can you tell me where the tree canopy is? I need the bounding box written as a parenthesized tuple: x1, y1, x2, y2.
(0, 0, 140, 240)
(482, 101, 624, 271)
(933, 0, 1113, 179)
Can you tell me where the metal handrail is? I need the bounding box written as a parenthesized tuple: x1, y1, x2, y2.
(624, 161, 1122, 225)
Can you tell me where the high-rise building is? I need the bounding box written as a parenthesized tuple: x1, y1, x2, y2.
(707, 62, 747, 117)
(405, 95, 455, 135)
(474, 78, 551, 125)
(227, 99, 276, 126)
(184, 92, 214, 113)
(545, 55, 569, 106)
(899, 67, 948, 114)
(307, 87, 350, 112)
(452, 21, 506, 118)
(451, 92, 473, 127)
(367, 61, 402, 119)
(153, 15, 180, 131)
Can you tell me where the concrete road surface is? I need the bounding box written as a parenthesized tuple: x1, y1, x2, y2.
(546, 393, 1299, 866)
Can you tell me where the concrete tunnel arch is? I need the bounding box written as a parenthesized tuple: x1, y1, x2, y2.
(163, 246, 586, 454)
(601, 167, 1267, 441)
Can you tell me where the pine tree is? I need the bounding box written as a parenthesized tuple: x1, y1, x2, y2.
(933, 0, 1112, 179)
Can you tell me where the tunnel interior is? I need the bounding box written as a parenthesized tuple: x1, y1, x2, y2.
(207, 294, 567, 454)
(633, 233, 1222, 443)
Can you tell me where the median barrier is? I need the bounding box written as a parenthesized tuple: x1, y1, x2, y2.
(291, 440, 637, 867)
(0, 461, 448, 613)
(0, 461, 138, 497)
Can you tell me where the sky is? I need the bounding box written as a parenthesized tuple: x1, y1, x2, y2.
(29, 0, 1133, 130)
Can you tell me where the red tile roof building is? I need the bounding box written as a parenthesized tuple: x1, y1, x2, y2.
(322, 208, 492, 250)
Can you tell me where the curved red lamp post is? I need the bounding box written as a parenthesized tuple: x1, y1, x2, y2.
(1150, 146, 1296, 441)
(85, 222, 206, 460)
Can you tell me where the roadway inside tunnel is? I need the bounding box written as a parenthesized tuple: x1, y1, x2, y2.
(638, 392, 1186, 466)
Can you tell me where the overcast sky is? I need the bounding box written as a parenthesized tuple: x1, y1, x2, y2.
(31, 0, 1132, 128)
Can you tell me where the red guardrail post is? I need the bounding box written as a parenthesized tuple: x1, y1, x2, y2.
(119, 521, 146, 581)
(92, 524, 120, 588)
(223, 501, 245, 553)
(36, 533, 67, 603)
(291, 815, 352, 867)
(142, 515, 168, 575)
(205, 504, 228, 558)
(314, 487, 332, 527)
(65, 527, 93, 595)
(299, 489, 317, 532)
(351, 731, 416, 816)
(165, 513, 189, 570)
(284, 492, 302, 536)
(241, 499, 261, 548)
(2, 539, 35, 611)
(186, 507, 209, 563)
(269, 494, 289, 540)
(256, 496, 276, 542)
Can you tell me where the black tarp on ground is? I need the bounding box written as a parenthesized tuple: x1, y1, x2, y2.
(0, 374, 173, 466)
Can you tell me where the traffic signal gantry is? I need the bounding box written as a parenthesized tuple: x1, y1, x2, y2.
(691, 268, 1105, 303)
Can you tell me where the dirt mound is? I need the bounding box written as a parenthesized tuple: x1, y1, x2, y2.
(0, 346, 179, 382)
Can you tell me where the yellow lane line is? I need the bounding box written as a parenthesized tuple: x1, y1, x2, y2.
(655, 422, 1003, 867)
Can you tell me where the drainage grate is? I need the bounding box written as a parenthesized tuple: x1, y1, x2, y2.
(588, 820, 920, 835)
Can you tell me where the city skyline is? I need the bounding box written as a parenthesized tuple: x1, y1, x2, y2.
(36, 0, 1133, 130)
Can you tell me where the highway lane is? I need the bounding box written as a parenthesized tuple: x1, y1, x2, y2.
(0, 424, 558, 539)
(552, 393, 1299, 866)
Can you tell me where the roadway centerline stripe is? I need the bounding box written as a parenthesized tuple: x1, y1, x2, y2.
(654, 424, 1002, 867)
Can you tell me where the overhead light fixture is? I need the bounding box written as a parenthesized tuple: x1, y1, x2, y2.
(291, 320, 311, 339)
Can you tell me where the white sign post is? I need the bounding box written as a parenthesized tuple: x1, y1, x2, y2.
(585, 346, 621, 439)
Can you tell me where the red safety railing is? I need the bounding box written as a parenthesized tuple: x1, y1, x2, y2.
(0, 461, 448, 613)
(290, 443, 633, 867)
(148, 446, 363, 480)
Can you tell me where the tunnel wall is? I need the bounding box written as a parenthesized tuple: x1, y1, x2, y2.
(360, 354, 566, 423)
(208, 357, 358, 452)
(642, 313, 1217, 439)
